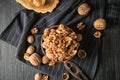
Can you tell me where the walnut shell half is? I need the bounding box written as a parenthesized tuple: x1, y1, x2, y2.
(29, 53, 41, 66)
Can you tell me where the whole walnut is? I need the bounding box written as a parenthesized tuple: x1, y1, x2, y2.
(23, 53, 30, 61)
(29, 53, 41, 66)
(93, 18, 106, 30)
(26, 45, 35, 55)
(78, 3, 91, 15)
(77, 34, 83, 42)
(27, 35, 34, 44)
(42, 56, 50, 64)
(34, 73, 42, 80)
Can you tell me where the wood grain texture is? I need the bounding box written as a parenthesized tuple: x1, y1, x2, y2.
(0, 0, 120, 80)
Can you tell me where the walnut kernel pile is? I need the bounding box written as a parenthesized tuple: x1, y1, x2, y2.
(27, 35, 34, 43)
(29, 53, 42, 66)
(42, 24, 79, 65)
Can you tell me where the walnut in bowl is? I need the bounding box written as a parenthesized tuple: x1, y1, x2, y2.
(41, 24, 79, 65)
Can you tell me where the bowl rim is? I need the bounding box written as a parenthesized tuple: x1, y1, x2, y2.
(40, 25, 79, 62)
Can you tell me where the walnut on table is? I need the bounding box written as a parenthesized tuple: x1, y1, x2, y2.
(29, 53, 42, 66)
(27, 35, 34, 44)
(78, 3, 91, 16)
(93, 18, 106, 30)
(26, 45, 35, 55)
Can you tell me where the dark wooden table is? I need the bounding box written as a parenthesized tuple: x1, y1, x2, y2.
(0, 0, 120, 80)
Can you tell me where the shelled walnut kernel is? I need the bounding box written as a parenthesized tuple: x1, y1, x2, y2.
(31, 27, 39, 34)
(77, 22, 85, 30)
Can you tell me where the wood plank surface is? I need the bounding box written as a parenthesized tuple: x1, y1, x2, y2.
(0, 0, 120, 80)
